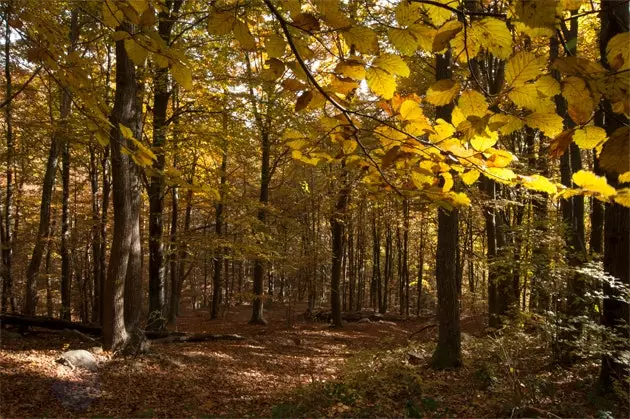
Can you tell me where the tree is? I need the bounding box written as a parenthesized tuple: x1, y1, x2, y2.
(430, 50, 461, 370)
(102, 20, 143, 351)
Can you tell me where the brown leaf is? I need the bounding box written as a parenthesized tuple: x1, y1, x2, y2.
(292, 13, 320, 32)
(295, 90, 313, 112)
(381, 146, 400, 169)
(599, 126, 630, 174)
(549, 129, 575, 158)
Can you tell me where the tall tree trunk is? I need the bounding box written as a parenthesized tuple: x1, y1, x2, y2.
(372, 209, 381, 311)
(330, 170, 349, 328)
(211, 111, 228, 320)
(89, 145, 101, 322)
(148, 0, 183, 331)
(60, 126, 72, 320)
(431, 49, 461, 369)
(2, 3, 14, 313)
(102, 21, 141, 351)
(598, 0, 630, 390)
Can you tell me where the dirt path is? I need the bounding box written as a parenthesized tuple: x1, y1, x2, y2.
(1, 304, 419, 417)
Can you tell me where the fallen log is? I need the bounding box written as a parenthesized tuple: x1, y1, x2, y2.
(1, 313, 101, 335)
(151, 333, 245, 344)
(1, 313, 244, 343)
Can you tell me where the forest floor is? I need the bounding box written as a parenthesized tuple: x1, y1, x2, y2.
(1, 303, 627, 418)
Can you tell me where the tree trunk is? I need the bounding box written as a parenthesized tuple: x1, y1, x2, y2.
(148, 0, 183, 331)
(430, 49, 461, 369)
(330, 170, 349, 328)
(598, 0, 630, 390)
(211, 111, 228, 320)
(1, 4, 14, 313)
(102, 21, 141, 351)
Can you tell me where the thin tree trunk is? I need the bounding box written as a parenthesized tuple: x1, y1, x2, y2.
(211, 111, 228, 319)
(330, 170, 349, 328)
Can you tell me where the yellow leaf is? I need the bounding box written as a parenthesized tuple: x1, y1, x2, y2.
(119, 123, 134, 139)
(411, 171, 435, 189)
(524, 112, 563, 138)
(342, 139, 357, 154)
(614, 188, 630, 207)
(399, 100, 424, 121)
(432, 20, 463, 52)
(458, 90, 488, 117)
(330, 76, 359, 95)
(95, 130, 109, 146)
(476, 17, 512, 59)
(521, 174, 557, 194)
(172, 63, 193, 90)
(441, 172, 454, 192)
(366, 67, 396, 99)
(286, 139, 308, 150)
(207, 11, 236, 35)
(510, 0, 560, 38)
(129, 0, 149, 15)
(335, 60, 366, 80)
(315, 0, 351, 29)
(486, 149, 514, 168)
(102, 1, 123, 28)
(488, 114, 524, 135)
(573, 126, 607, 150)
(266, 35, 286, 58)
(343, 26, 379, 55)
(461, 169, 480, 185)
(233, 20, 256, 50)
(509, 83, 556, 113)
(409, 23, 436, 52)
(372, 54, 410, 77)
(448, 191, 471, 207)
(486, 167, 517, 184)
(124, 39, 148, 65)
(429, 119, 456, 143)
(395, 1, 424, 26)
(424, 0, 456, 27)
(607, 32, 630, 71)
(388, 28, 418, 56)
(619, 172, 630, 183)
(505, 52, 543, 88)
(572, 170, 616, 198)
(425, 79, 460, 106)
(471, 129, 498, 152)
(535, 75, 561, 97)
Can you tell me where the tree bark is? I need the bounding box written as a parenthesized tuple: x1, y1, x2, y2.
(431, 50, 461, 369)
(148, 0, 183, 331)
(211, 110, 228, 320)
(598, 0, 630, 390)
(330, 170, 349, 328)
(102, 21, 141, 351)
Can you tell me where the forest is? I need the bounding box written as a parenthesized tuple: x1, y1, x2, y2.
(0, 0, 629, 417)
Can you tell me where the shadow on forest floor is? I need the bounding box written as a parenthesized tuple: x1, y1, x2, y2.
(1, 303, 627, 418)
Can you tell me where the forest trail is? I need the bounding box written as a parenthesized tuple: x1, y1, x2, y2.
(1, 304, 418, 417)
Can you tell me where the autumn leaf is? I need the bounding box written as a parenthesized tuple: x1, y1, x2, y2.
(343, 26, 379, 55)
(599, 126, 630, 174)
(549, 129, 575, 158)
(366, 67, 396, 99)
(572, 170, 616, 198)
(295, 90, 313, 111)
(425, 80, 460, 106)
(335, 60, 366, 80)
